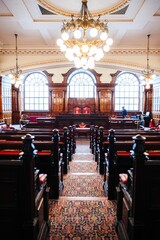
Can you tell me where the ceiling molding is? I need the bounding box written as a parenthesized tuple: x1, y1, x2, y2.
(36, 0, 131, 17)
(1, 49, 159, 55)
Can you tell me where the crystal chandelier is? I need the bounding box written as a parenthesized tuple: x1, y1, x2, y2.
(8, 34, 23, 88)
(140, 34, 156, 89)
(56, 0, 113, 69)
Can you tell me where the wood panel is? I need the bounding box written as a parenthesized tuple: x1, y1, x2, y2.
(52, 90, 64, 113)
(1, 76, 12, 124)
(99, 90, 112, 112)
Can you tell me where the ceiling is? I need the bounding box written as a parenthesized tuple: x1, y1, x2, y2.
(0, 0, 160, 74)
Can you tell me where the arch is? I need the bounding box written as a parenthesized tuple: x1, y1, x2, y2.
(22, 72, 49, 111)
(115, 72, 140, 111)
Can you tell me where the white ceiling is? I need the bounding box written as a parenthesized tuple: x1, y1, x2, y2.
(0, 0, 160, 74)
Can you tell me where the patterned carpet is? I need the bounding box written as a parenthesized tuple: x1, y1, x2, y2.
(48, 138, 118, 239)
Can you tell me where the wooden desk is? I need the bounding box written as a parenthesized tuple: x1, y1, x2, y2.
(36, 117, 56, 122)
(75, 127, 90, 136)
(55, 114, 109, 128)
(109, 118, 141, 129)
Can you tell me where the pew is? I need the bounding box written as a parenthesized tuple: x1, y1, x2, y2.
(91, 125, 160, 176)
(90, 126, 160, 161)
(116, 135, 160, 240)
(103, 129, 160, 200)
(0, 130, 66, 199)
(0, 125, 76, 165)
(0, 134, 49, 240)
(0, 125, 76, 173)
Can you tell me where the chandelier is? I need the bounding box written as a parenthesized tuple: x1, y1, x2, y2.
(56, 0, 113, 69)
(8, 34, 23, 88)
(140, 34, 156, 89)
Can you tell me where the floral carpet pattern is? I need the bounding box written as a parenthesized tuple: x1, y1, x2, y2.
(62, 174, 106, 197)
(48, 199, 118, 239)
(48, 138, 118, 239)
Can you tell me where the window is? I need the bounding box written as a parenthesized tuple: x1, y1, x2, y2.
(67, 69, 96, 98)
(115, 72, 140, 111)
(23, 72, 49, 111)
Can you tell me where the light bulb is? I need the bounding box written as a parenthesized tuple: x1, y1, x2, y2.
(96, 48, 104, 59)
(82, 44, 89, 53)
(74, 57, 82, 68)
(88, 56, 95, 69)
(103, 45, 110, 52)
(60, 44, 67, 52)
(56, 39, 63, 46)
(61, 32, 69, 41)
(90, 28, 98, 37)
(100, 32, 108, 41)
(106, 37, 113, 46)
(74, 29, 81, 39)
(73, 45, 80, 55)
(88, 46, 97, 56)
(81, 57, 87, 65)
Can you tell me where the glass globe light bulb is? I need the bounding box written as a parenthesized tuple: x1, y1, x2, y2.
(56, 39, 64, 46)
(60, 44, 67, 52)
(74, 29, 81, 39)
(74, 57, 82, 68)
(81, 57, 87, 65)
(90, 28, 98, 37)
(62, 32, 69, 41)
(82, 44, 89, 53)
(88, 56, 95, 69)
(89, 46, 97, 56)
(103, 45, 110, 52)
(73, 45, 80, 54)
(106, 37, 113, 46)
(100, 32, 108, 41)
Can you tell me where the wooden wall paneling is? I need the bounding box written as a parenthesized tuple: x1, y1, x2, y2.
(52, 90, 64, 113)
(49, 89, 52, 114)
(99, 90, 112, 113)
(97, 83, 115, 115)
(12, 85, 21, 124)
(68, 98, 95, 113)
(143, 86, 153, 115)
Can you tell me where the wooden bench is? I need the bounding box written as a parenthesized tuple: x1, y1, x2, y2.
(0, 134, 49, 240)
(0, 130, 66, 199)
(103, 129, 160, 200)
(91, 126, 160, 175)
(116, 135, 160, 240)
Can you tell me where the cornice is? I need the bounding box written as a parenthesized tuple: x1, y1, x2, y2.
(1, 57, 160, 75)
(1, 49, 160, 55)
(36, 0, 130, 17)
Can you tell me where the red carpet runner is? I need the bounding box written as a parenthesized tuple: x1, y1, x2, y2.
(48, 138, 118, 239)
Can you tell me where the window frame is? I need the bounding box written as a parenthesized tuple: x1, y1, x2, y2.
(114, 72, 140, 112)
(67, 69, 96, 99)
(22, 72, 49, 111)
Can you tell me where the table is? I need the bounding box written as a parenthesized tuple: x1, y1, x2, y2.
(109, 118, 142, 129)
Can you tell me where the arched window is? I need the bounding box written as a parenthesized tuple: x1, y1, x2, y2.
(115, 72, 140, 111)
(67, 69, 96, 98)
(23, 72, 49, 111)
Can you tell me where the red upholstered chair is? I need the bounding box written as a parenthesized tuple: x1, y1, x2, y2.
(82, 107, 90, 114)
(73, 107, 81, 114)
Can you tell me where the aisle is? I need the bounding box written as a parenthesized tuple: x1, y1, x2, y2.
(48, 138, 118, 239)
